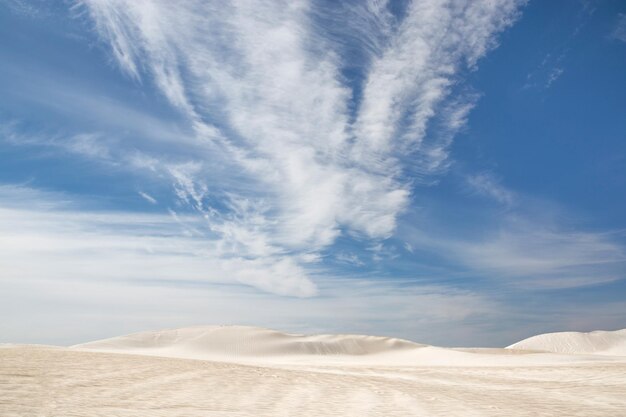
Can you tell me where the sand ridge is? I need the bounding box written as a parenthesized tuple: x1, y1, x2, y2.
(71, 325, 423, 358)
(70, 325, 626, 367)
(507, 329, 626, 356)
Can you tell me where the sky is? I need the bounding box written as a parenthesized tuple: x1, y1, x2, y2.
(1, 0, 625, 347)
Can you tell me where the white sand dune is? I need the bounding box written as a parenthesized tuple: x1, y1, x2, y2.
(71, 325, 620, 366)
(507, 328, 626, 356)
(71, 325, 423, 362)
(3, 326, 626, 416)
(74, 325, 487, 366)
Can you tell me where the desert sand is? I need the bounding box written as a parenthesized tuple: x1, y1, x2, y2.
(2, 326, 625, 416)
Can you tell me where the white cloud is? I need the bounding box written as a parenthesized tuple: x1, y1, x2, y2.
(138, 191, 157, 204)
(466, 172, 516, 206)
(0, 1, 527, 301)
(523, 51, 567, 91)
(73, 0, 524, 292)
(334, 252, 365, 266)
(0, 185, 316, 297)
(353, 0, 519, 168)
(0, 61, 195, 149)
(1, 124, 112, 160)
(456, 174, 625, 288)
(404, 214, 626, 289)
(457, 226, 625, 288)
(546, 67, 564, 88)
(1, 0, 44, 18)
(612, 13, 626, 43)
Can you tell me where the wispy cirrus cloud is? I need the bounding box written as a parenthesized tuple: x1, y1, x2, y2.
(402, 200, 626, 289)
(466, 172, 516, 206)
(612, 13, 626, 43)
(69, 0, 524, 294)
(138, 191, 157, 204)
(523, 52, 566, 91)
(0, 184, 317, 296)
(450, 225, 625, 289)
(1, 0, 45, 18)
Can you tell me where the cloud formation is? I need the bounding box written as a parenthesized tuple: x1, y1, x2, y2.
(612, 13, 626, 43)
(75, 0, 524, 294)
(466, 172, 516, 206)
(0, 185, 317, 297)
(402, 203, 626, 289)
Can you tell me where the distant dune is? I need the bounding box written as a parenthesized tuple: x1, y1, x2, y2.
(507, 329, 626, 356)
(72, 325, 423, 356)
(71, 325, 432, 365)
(70, 325, 625, 367)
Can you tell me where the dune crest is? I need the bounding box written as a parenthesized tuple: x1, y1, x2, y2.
(71, 326, 626, 367)
(71, 325, 426, 363)
(507, 329, 626, 355)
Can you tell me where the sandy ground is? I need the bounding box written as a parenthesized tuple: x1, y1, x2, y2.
(2, 327, 625, 416)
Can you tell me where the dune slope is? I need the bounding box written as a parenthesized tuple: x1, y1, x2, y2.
(72, 325, 626, 367)
(507, 329, 626, 355)
(71, 325, 426, 363)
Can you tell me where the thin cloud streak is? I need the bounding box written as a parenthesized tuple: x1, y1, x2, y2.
(612, 13, 626, 43)
(138, 191, 157, 204)
(466, 172, 516, 206)
(0, 185, 317, 297)
(403, 213, 626, 289)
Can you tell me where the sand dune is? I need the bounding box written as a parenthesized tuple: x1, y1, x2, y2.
(3, 327, 626, 416)
(507, 329, 626, 356)
(72, 325, 423, 361)
(72, 325, 621, 367)
(72, 325, 478, 366)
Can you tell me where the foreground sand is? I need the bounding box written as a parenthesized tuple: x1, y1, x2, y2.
(2, 327, 625, 416)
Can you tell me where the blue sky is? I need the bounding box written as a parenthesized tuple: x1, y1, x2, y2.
(1, 0, 625, 347)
